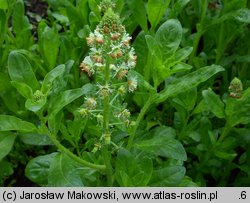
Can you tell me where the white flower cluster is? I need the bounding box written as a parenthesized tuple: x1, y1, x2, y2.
(80, 9, 137, 82)
(78, 4, 138, 148)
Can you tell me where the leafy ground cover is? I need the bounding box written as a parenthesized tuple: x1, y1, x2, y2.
(0, 0, 250, 186)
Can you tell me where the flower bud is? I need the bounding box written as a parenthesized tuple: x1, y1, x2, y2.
(78, 108, 89, 117)
(229, 77, 243, 98)
(116, 69, 128, 80)
(33, 90, 44, 102)
(118, 85, 126, 95)
(128, 77, 137, 92)
(84, 97, 97, 109)
(96, 114, 104, 125)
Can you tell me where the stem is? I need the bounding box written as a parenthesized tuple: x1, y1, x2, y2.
(215, 22, 225, 64)
(47, 130, 106, 170)
(218, 122, 231, 142)
(127, 95, 153, 149)
(188, 0, 208, 66)
(102, 56, 113, 186)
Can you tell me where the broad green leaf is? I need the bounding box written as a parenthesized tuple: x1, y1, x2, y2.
(0, 160, 13, 181)
(0, 115, 36, 132)
(170, 0, 190, 17)
(19, 133, 53, 146)
(133, 31, 148, 75)
(148, 0, 170, 29)
(165, 46, 193, 66)
(128, 70, 155, 93)
(88, 0, 101, 20)
(155, 65, 224, 103)
(0, 0, 8, 9)
(135, 137, 187, 161)
(51, 60, 74, 94)
(225, 87, 250, 126)
(41, 64, 66, 94)
(178, 176, 199, 187)
(115, 149, 153, 186)
(149, 165, 186, 186)
(202, 89, 225, 118)
(128, 0, 148, 31)
(166, 63, 193, 77)
(10, 81, 33, 99)
(115, 149, 136, 186)
(48, 153, 84, 186)
(77, 0, 89, 25)
(38, 23, 59, 70)
(8, 51, 39, 91)
(12, 0, 30, 34)
(51, 13, 69, 24)
(172, 88, 197, 112)
(25, 153, 57, 186)
(25, 95, 47, 112)
(0, 73, 11, 93)
(0, 132, 16, 160)
(49, 84, 93, 117)
(155, 19, 182, 56)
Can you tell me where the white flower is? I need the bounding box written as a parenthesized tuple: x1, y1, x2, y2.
(83, 56, 94, 66)
(127, 77, 137, 92)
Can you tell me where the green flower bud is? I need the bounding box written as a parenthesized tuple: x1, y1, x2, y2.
(84, 97, 97, 109)
(229, 77, 243, 98)
(78, 108, 89, 117)
(33, 90, 44, 102)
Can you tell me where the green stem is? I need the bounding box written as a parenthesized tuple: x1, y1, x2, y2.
(218, 122, 231, 142)
(127, 95, 153, 149)
(102, 56, 113, 186)
(47, 131, 106, 170)
(215, 22, 225, 64)
(188, 0, 208, 66)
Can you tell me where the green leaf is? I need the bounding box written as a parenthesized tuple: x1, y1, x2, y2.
(225, 87, 250, 126)
(19, 133, 53, 146)
(148, 0, 170, 29)
(0, 0, 8, 9)
(25, 153, 57, 186)
(48, 153, 84, 186)
(133, 31, 148, 75)
(115, 149, 153, 186)
(128, 0, 148, 31)
(0, 10, 7, 45)
(8, 51, 39, 91)
(149, 165, 186, 186)
(170, 0, 190, 17)
(0, 160, 13, 181)
(128, 70, 155, 93)
(165, 46, 193, 66)
(155, 19, 182, 56)
(135, 136, 187, 161)
(38, 23, 59, 70)
(233, 8, 250, 23)
(202, 88, 225, 118)
(49, 84, 93, 118)
(155, 65, 224, 103)
(88, 0, 101, 20)
(25, 96, 47, 112)
(10, 81, 33, 99)
(0, 115, 36, 132)
(0, 132, 16, 160)
(172, 88, 197, 112)
(41, 64, 66, 94)
(12, 0, 31, 34)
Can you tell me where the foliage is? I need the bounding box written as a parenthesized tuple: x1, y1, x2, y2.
(0, 0, 250, 186)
